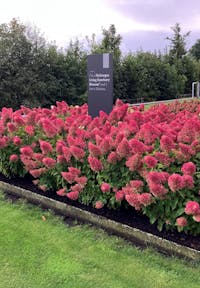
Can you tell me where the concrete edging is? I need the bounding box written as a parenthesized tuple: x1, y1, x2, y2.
(0, 180, 200, 262)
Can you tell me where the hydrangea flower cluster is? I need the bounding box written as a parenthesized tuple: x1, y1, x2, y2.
(1, 99, 200, 235)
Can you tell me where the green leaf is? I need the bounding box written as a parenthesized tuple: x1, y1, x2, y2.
(149, 215, 157, 225)
(171, 198, 179, 210)
(175, 207, 184, 217)
(157, 219, 164, 232)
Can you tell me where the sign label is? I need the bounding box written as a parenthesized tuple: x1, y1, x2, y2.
(87, 53, 113, 118)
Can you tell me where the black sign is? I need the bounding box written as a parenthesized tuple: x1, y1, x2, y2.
(87, 53, 113, 118)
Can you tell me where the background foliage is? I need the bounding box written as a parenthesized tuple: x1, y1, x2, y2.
(1, 19, 200, 109)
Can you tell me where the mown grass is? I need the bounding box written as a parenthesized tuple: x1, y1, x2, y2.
(141, 97, 193, 109)
(0, 192, 200, 288)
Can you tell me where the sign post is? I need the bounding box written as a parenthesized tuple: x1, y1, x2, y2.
(87, 53, 113, 118)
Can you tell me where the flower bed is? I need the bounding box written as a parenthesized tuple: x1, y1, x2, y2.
(0, 99, 200, 235)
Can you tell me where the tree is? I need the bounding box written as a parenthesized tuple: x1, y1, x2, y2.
(190, 39, 200, 60)
(0, 19, 33, 108)
(166, 23, 190, 63)
(62, 40, 87, 105)
(120, 53, 138, 102)
(0, 19, 51, 108)
(121, 52, 186, 102)
(0, 19, 87, 109)
(175, 55, 200, 94)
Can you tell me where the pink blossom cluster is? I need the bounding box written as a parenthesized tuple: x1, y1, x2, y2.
(184, 201, 200, 222)
(115, 180, 153, 211)
(0, 99, 200, 233)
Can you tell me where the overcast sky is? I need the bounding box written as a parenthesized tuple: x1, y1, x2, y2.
(1, 0, 200, 52)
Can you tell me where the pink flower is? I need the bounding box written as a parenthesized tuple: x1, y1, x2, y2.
(9, 154, 18, 162)
(54, 118, 65, 132)
(75, 176, 87, 187)
(138, 167, 148, 179)
(88, 156, 103, 172)
(129, 138, 147, 154)
(66, 134, 86, 149)
(56, 188, 66, 196)
(138, 193, 152, 206)
(1, 107, 13, 123)
(20, 146, 33, 157)
(143, 155, 158, 168)
(29, 168, 46, 178)
(25, 125, 34, 136)
(7, 122, 17, 133)
(107, 152, 118, 164)
(67, 135, 76, 146)
(88, 142, 101, 157)
(129, 180, 144, 193)
(32, 179, 39, 185)
(70, 146, 85, 160)
(95, 201, 104, 209)
(68, 167, 81, 176)
(57, 155, 66, 164)
(181, 162, 196, 176)
(20, 156, 37, 170)
(33, 153, 43, 161)
(61, 172, 75, 183)
(136, 123, 160, 145)
(31, 142, 37, 149)
(185, 201, 200, 215)
(0, 136, 8, 148)
(39, 140, 53, 154)
(42, 157, 56, 168)
(39, 185, 47, 191)
(71, 184, 82, 192)
(116, 137, 131, 158)
(182, 175, 194, 189)
(179, 143, 195, 156)
(193, 214, 200, 222)
(148, 171, 169, 184)
(41, 119, 58, 138)
(95, 134, 102, 146)
(176, 217, 187, 227)
(177, 118, 197, 143)
(12, 136, 22, 146)
(149, 182, 168, 198)
(160, 135, 175, 152)
(13, 115, 25, 126)
(108, 109, 119, 123)
(115, 190, 124, 201)
(125, 154, 141, 171)
(168, 174, 183, 192)
(125, 194, 141, 210)
(154, 152, 172, 167)
(115, 132, 125, 146)
(100, 183, 111, 193)
(191, 140, 200, 152)
(99, 137, 111, 154)
(66, 191, 79, 200)
(122, 186, 133, 195)
(56, 140, 65, 154)
(62, 146, 71, 162)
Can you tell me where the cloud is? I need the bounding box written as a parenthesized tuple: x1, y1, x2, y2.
(121, 30, 199, 53)
(104, 0, 200, 32)
(1, 0, 199, 51)
(0, 0, 162, 44)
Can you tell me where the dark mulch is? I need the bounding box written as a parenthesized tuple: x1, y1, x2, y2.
(1, 173, 200, 251)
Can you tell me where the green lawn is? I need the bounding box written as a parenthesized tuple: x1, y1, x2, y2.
(141, 97, 196, 110)
(0, 192, 200, 288)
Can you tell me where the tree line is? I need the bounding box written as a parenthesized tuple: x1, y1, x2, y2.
(1, 19, 200, 109)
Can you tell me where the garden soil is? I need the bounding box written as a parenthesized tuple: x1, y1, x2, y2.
(1, 173, 200, 251)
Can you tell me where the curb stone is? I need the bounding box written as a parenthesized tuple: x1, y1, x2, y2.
(0, 180, 199, 262)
